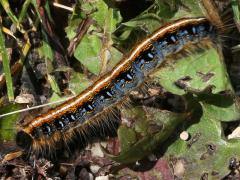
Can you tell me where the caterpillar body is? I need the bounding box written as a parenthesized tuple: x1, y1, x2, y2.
(16, 17, 217, 156)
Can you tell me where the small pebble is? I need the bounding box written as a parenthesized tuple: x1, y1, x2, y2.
(90, 165, 101, 174)
(180, 131, 190, 141)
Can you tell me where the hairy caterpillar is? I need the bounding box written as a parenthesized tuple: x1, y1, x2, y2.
(16, 17, 217, 156)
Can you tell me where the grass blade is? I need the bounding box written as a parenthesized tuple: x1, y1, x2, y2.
(0, 24, 14, 101)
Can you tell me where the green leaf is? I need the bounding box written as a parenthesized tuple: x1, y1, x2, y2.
(73, 0, 122, 75)
(153, 48, 232, 95)
(0, 104, 20, 141)
(155, 0, 181, 18)
(198, 93, 240, 122)
(118, 125, 137, 153)
(37, 32, 61, 94)
(74, 31, 102, 75)
(108, 107, 187, 164)
(68, 72, 92, 94)
(65, 3, 86, 40)
(173, 0, 203, 18)
(38, 40, 54, 63)
(47, 74, 61, 95)
(91, 0, 109, 27)
(121, 13, 162, 34)
(166, 95, 240, 178)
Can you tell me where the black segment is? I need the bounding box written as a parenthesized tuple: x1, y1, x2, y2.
(84, 101, 95, 112)
(106, 90, 113, 97)
(184, 25, 195, 35)
(177, 29, 189, 38)
(126, 73, 133, 80)
(116, 68, 135, 83)
(182, 23, 209, 35)
(192, 26, 197, 34)
(99, 95, 105, 103)
(133, 49, 155, 70)
(100, 88, 115, 99)
(69, 114, 77, 122)
(78, 107, 87, 116)
(165, 33, 178, 44)
(53, 113, 78, 130)
(41, 123, 53, 135)
(197, 25, 204, 32)
(54, 119, 65, 130)
(147, 52, 154, 59)
(61, 116, 70, 125)
(134, 58, 145, 70)
(139, 49, 155, 62)
(31, 128, 41, 138)
(74, 111, 82, 120)
(157, 39, 168, 48)
(72, 111, 85, 124)
(87, 104, 94, 111)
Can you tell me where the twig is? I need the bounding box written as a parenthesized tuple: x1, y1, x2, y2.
(52, 2, 74, 12)
(67, 17, 94, 56)
(0, 95, 75, 118)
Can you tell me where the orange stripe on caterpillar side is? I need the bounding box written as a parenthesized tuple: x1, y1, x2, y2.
(16, 17, 217, 156)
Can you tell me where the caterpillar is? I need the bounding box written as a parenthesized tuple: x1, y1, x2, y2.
(16, 17, 217, 156)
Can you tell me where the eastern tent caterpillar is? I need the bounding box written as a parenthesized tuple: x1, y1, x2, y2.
(16, 17, 217, 156)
